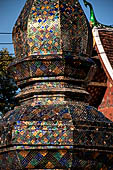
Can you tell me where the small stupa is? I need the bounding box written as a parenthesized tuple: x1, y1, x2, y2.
(0, 0, 112, 169)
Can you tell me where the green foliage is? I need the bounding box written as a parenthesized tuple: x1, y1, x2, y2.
(0, 49, 18, 118)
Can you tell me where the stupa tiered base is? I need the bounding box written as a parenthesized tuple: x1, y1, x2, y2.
(0, 98, 113, 169)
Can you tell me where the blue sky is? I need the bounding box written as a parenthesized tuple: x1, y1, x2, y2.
(0, 0, 113, 55)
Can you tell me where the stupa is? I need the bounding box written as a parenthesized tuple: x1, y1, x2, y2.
(0, 0, 112, 169)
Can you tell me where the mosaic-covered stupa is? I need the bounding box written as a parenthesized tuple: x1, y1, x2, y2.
(0, 0, 113, 169)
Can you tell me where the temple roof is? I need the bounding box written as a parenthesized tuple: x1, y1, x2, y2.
(83, 0, 113, 121)
(84, 0, 113, 84)
(93, 28, 113, 84)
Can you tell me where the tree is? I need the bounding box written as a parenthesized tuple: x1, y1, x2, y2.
(0, 48, 18, 118)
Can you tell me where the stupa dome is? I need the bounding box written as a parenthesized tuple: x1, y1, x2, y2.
(12, 0, 92, 58)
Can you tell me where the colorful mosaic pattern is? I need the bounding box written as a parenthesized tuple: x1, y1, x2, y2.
(12, 121, 74, 145)
(1, 102, 112, 148)
(28, 0, 61, 55)
(0, 151, 22, 169)
(0, 149, 113, 169)
(72, 150, 113, 169)
(9, 57, 93, 84)
(12, 0, 34, 58)
(17, 150, 72, 169)
(12, 0, 92, 59)
(4, 102, 111, 122)
(60, 0, 89, 56)
(0, 0, 113, 169)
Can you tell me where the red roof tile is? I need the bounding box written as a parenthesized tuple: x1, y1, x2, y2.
(99, 81, 113, 121)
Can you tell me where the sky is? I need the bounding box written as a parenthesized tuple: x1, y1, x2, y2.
(0, 0, 113, 55)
